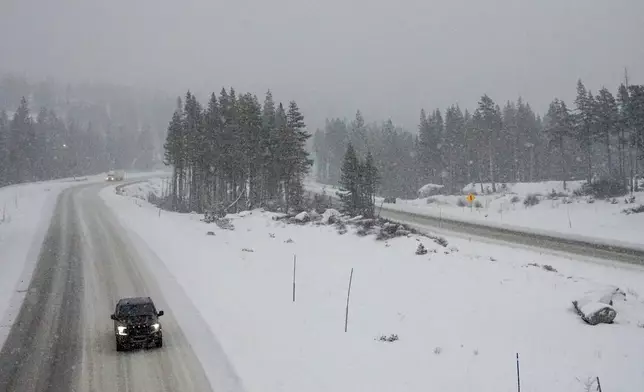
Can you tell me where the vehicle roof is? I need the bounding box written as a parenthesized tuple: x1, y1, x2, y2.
(117, 297, 154, 306)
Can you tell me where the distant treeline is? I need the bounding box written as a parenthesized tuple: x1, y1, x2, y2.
(163, 89, 311, 213)
(0, 97, 157, 186)
(314, 79, 644, 197)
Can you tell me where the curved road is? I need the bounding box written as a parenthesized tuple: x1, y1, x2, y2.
(311, 191, 644, 265)
(0, 183, 217, 391)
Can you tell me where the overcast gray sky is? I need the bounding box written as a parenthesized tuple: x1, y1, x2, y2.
(1, 0, 643, 129)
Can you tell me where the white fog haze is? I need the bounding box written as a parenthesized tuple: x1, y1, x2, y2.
(1, 0, 643, 127)
(3, 1, 644, 391)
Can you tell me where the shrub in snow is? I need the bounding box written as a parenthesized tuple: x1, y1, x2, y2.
(426, 197, 437, 204)
(377, 334, 399, 343)
(523, 194, 540, 207)
(610, 198, 618, 204)
(416, 243, 428, 255)
(626, 195, 636, 204)
(456, 198, 467, 207)
(284, 238, 294, 243)
(214, 218, 235, 230)
(356, 227, 370, 236)
(542, 264, 557, 272)
(433, 236, 449, 247)
(383, 197, 397, 204)
(269, 233, 275, 238)
(580, 177, 628, 199)
(336, 221, 348, 235)
(206, 231, 215, 236)
(622, 204, 644, 215)
(586, 197, 595, 204)
(382, 222, 398, 235)
(433, 347, 442, 355)
(242, 248, 254, 252)
(395, 228, 411, 237)
(473, 200, 483, 209)
(562, 197, 573, 204)
(510, 195, 520, 204)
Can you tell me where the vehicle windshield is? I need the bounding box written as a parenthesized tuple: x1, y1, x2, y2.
(118, 303, 155, 317)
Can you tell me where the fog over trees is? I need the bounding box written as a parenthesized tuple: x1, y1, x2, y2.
(313, 78, 644, 198)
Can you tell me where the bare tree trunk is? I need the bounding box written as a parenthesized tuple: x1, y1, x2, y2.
(560, 138, 568, 190)
(605, 133, 612, 176)
(488, 138, 496, 193)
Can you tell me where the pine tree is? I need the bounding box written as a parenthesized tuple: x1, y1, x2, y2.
(545, 99, 574, 189)
(627, 85, 644, 191)
(282, 101, 311, 212)
(164, 106, 185, 210)
(350, 110, 368, 154)
(616, 84, 630, 183)
(9, 97, 35, 183)
(0, 110, 8, 185)
(444, 105, 466, 192)
(261, 90, 279, 202)
(595, 87, 619, 177)
(203, 93, 222, 206)
(361, 151, 379, 217)
(574, 80, 597, 183)
(474, 95, 502, 192)
(339, 143, 361, 215)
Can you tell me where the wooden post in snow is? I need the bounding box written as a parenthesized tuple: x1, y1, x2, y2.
(292, 255, 297, 302)
(344, 268, 354, 332)
(516, 353, 521, 392)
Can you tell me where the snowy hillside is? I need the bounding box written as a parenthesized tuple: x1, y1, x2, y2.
(307, 180, 644, 247)
(103, 179, 644, 392)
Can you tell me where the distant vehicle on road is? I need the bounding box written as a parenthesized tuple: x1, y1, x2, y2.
(111, 297, 164, 351)
(106, 170, 125, 181)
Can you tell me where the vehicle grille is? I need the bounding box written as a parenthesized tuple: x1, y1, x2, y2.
(129, 324, 149, 339)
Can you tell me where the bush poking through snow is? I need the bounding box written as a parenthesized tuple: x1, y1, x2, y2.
(523, 194, 540, 207)
(284, 238, 294, 244)
(376, 334, 399, 343)
(456, 198, 467, 207)
(206, 231, 215, 236)
(433, 236, 449, 247)
(434, 347, 442, 355)
(416, 243, 428, 255)
(336, 221, 348, 235)
(510, 195, 520, 204)
(473, 200, 483, 209)
(242, 248, 254, 253)
(214, 218, 235, 230)
(622, 204, 644, 215)
(269, 233, 275, 238)
(580, 178, 628, 199)
(542, 264, 557, 272)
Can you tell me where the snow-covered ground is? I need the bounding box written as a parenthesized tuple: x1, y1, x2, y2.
(306, 180, 644, 248)
(103, 178, 644, 392)
(0, 170, 170, 348)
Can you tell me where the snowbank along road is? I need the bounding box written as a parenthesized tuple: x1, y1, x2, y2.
(309, 191, 644, 265)
(0, 182, 221, 392)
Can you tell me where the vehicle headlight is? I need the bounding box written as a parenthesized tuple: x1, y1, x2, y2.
(151, 323, 160, 332)
(117, 326, 128, 335)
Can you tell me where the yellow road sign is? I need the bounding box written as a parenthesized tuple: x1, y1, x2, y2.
(466, 193, 476, 203)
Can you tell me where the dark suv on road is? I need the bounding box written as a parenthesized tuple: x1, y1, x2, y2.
(111, 297, 164, 351)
